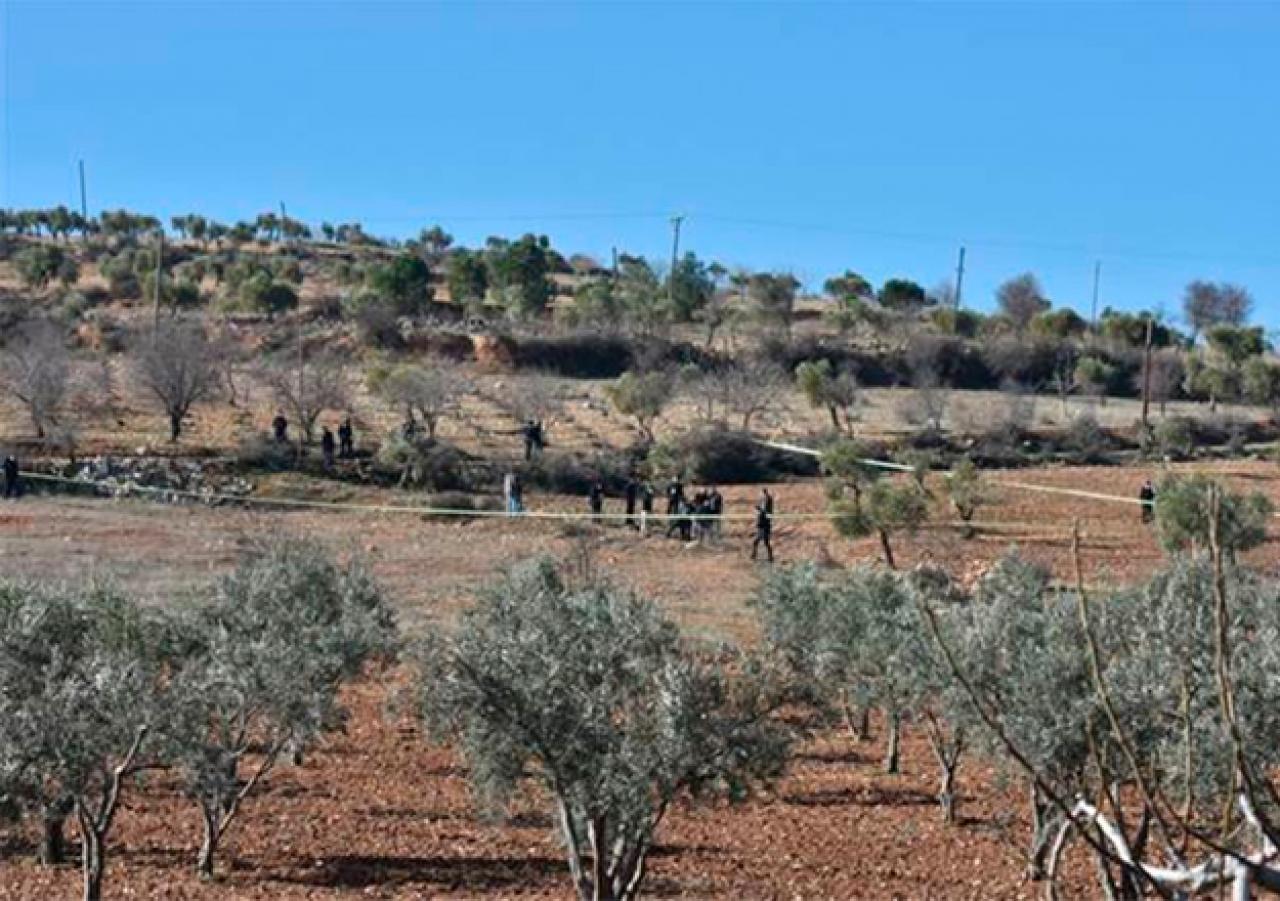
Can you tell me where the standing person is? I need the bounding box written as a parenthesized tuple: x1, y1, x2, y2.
(523, 420, 545, 461)
(677, 496, 694, 542)
(272, 411, 289, 444)
(1138, 479, 1156, 524)
(321, 427, 336, 469)
(640, 481, 655, 536)
(2, 454, 19, 500)
(589, 482, 605, 520)
(708, 485, 724, 541)
(624, 476, 639, 529)
(511, 471, 524, 514)
(503, 471, 519, 516)
(338, 417, 355, 458)
(664, 477, 685, 538)
(751, 493, 774, 563)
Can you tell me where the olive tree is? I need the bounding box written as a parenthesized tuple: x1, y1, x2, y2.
(605, 369, 674, 443)
(694, 358, 789, 431)
(824, 442, 929, 569)
(1154, 473, 1271, 557)
(413, 557, 790, 901)
(926, 492, 1280, 898)
(0, 580, 175, 901)
(167, 537, 397, 879)
(132, 320, 223, 441)
(0, 319, 73, 439)
(796, 359, 860, 434)
(945, 457, 988, 539)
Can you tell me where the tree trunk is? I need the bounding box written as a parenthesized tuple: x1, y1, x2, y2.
(38, 811, 66, 865)
(196, 808, 218, 880)
(169, 412, 182, 442)
(856, 705, 872, 741)
(882, 710, 900, 774)
(79, 824, 104, 901)
(827, 405, 841, 431)
(938, 760, 957, 824)
(878, 529, 897, 570)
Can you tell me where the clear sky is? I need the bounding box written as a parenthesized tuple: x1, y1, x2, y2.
(3, 1, 1278, 329)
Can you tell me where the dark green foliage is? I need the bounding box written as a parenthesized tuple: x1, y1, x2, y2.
(877, 277, 929, 311)
(485, 234, 554, 318)
(1154, 475, 1272, 556)
(366, 253, 432, 316)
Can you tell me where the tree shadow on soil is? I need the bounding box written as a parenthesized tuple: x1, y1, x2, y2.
(269, 853, 568, 891)
(784, 785, 935, 809)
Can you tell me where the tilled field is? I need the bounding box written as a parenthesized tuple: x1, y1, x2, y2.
(1, 460, 1278, 898)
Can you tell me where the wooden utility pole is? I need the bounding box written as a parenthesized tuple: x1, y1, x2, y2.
(668, 214, 684, 304)
(279, 201, 288, 245)
(1090, 261, 1102, 331)
(78, 160, 88, 222)
(1140, 316, 1155, 431)
(611, 246, 619, 281)
(954, 246, 966, 310)
(151, 230, 164, 333)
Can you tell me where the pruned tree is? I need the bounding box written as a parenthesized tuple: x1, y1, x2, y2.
(689, 359, 788, 431)
(1154, 473, 1272, 557)
(0, 580, 175, 901)
(945, 457, 988, 539)
(264, 353, 350, 445)
(132, 320, 223, 441)
(413, 557, 791, 901)
(167, 537, 397, 879)
(0, 319, 73, 439)
(749, 272, 800, 341)
(796, 359, 860, 434)
(605, 369, 674, 443)
(1183, 280, 1253, 341)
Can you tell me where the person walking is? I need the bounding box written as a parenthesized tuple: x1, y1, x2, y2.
(1138, 479, 1156, 524)
(2, 455, 20, 500)
(321, 427, 337, 469)
(624, 477, 639, 530)
(589, 482, 605, 520)
(503, 471, 520, 516)
(272, 412, 289, 444)
(751, 493, 774, 563)
(338, 417, 355, 458)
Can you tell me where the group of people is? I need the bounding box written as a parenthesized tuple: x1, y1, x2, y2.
(273, 413, 356, 468)
(500, 472, 776, 562)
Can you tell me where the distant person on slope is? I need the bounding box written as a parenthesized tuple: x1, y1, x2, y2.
(2, 455, 20, 500)
(272, 412, 289, 444)
(321, 427, 337, 469)
(751, 493, 774, 563)
(338, 417, 355, 458)
(1139, 479, 1156, 524)
(589, 482, 605, 520)
(624, 476, 639, 529)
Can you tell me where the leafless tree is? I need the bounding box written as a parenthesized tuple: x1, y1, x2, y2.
(505, 370, 565, 434)
(264, 354, 350, 444)
(995, 273, 1050, 333)
(373, 362, 467, 441)
(132, 320, 223, 442)
(691, 359, 789, 431)
(1183, 280, 1253, 341)
(0, 319, 72, 439)
(1144, 349, 1184, 416)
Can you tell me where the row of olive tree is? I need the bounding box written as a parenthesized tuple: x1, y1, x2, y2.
(0, 537, 397, 901)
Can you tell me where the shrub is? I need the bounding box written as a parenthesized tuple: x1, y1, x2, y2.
(522, 449, 633, 496)
(375, 435, 468, 491)
(660, 426, 818, 485)
(1062, 411, 1110, 463)
(1152, 416, 1195, 460)
(234, 431, 297, 471)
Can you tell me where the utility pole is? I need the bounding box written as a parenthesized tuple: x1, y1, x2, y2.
(151, 229, 164, 334)
(279, 201, 288, 244)
(954, 246, 966, 310)
(1090, 260, 1102, 331)
(1140, 316, 1155, 433)
(77, 160, 88, 222)
(611, 246, 619, 281)
(668, 214, 684, 304)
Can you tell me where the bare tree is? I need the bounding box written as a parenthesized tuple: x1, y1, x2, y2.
(504, 370, 565, 435)
(1183, 280, 1253, 341)
(691, 359, 789, 431)
(1144, 348, 1184, 416)
(133, 321, 223, 442)
(264, 354, 349, 444)
(0, 319, 72, 439)
(995, 273, 1050, 333)
(372, 362, 468, 442)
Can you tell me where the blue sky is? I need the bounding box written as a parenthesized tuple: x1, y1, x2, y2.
(3, 1, 1279, 329)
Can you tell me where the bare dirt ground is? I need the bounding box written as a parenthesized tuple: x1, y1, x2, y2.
(2, 461, 1280, 898)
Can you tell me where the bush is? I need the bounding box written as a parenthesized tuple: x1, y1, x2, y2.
(661, 426, 818, 484)
(1152, 416, 1195, 460)
(422, 491, 502, 520)
(1062, 412, 1110, 463)
(521, 449, 633, 495)
(374, 435, 469, 491)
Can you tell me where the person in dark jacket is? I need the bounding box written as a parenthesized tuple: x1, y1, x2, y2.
(589, 482, 605, 520)
(321, 427, 337, 468)
(624, 477, 639, 529)
(1139, 480, 1156, 524)
(751, 492, 774, 562)
(640, 482, 655, 535)
(272, 412, 289, 444)
(523, 420, 545, 461)
(2, 455, 19, 500)
(707, 485, 724, 541)
(664, 478, 685, 538)
(338, 417, 355, 458)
